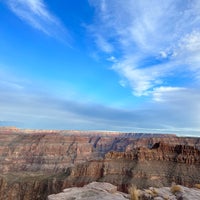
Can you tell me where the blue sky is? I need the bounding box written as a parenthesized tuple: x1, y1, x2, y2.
(0, 0, 200, 135)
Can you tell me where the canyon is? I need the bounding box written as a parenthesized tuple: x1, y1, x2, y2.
(0, 127, 200, 199)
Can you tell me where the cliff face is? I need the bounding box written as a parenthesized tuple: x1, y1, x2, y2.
(0, 127, 200, 200)
(0, 127, 178, 173)
(63, 141, 200, 191)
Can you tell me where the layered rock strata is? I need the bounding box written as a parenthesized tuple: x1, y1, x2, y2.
(0, 127, 200, 200)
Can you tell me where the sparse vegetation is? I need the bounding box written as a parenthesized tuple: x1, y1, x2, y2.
(145, 189, 153, 195)
(171, 185, 182, 194)
(144, 188, 158, 197)
(128, 185, 139, 200)
(194, 184, 200, 189)
(151, 188, 158, 197)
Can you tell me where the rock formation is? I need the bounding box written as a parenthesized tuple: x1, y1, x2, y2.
(48, 182, 200, 200)
(48, 181, 129, 200)
(0, 127, 200, 200)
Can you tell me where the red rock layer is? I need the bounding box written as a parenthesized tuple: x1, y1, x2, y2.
(0, 127, 200, 200)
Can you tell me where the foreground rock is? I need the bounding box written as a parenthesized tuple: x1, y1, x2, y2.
(48, 182, 129, 200)
(48, 182, 200, 200)
(140, 185, 200, 200)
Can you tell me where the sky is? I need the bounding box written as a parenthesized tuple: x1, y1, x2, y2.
(0, 0, 200, 136)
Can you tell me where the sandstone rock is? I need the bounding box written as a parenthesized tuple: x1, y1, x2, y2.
(84, 181, 117, 193)
(140, 185, 200, 200)
(48, 183, 200, 200)
(48, 182, 129, 200)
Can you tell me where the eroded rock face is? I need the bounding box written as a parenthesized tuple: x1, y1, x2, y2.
(63, 159, 200, 192)
(0, 127, 178, 174)
(0, 127, 200, 200)
(63, 141, 200, 191)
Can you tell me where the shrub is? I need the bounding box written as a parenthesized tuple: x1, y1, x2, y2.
(151, 188, 158, 196)
(171, 185, 182, 194)
(128, 185, 139, 200)
(194, 184, 200, 189)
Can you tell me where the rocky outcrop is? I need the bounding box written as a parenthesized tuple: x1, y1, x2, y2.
(48, 182, 200, 200)
(105, 141, 200, 164)
(140, 185, 200, 200)
(0, 127, 200, 199)
(48, 182, 129, 200)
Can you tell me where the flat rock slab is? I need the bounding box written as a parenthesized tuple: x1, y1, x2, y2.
(48, 182, 129, 200)
(48, 182, 200, 200)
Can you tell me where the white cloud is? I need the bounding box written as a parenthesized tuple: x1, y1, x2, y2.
(159, 51, 168, 59)
(5, 0, 68, 40)
(86, 0, 200, 133)
(176, 31, 200, 69)
(95, 35, 114, 53)
(181, 31, 200, 52)
(151, 86, 186, 102)
(113, 59, 170, 96)
(1, 69, 200, 134)
(107, 56, 117, 63)
(89, 0, 200, 96)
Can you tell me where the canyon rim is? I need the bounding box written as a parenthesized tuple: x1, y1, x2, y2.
(0, 127, 200, 200)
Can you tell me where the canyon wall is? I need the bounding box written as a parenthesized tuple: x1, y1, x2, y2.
(0, 127, 200, 199)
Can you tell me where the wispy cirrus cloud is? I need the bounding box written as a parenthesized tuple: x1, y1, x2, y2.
(4, 0, 69, 40)
(89, 0, 200, 96)
(151, 86, 186, 102)
(86, 0, 200, 133)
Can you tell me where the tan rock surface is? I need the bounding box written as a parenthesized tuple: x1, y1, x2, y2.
(140, 185, 200, 200)
(48, 182, 129, 200)
(48, 183, 200, 200)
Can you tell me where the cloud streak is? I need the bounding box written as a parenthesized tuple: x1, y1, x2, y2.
(89, 0, 200, 96)
(5, 0, 69, 40)
(1, 70, 200, 135)
(85, 0, 200, 134)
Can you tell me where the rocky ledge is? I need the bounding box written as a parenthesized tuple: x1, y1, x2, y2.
(48, 182, 200, 200)
(48, 182, 129, 200)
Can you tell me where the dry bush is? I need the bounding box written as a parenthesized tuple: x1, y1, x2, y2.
(171, 185, 182, 194)
(151, 188, 158, 197)
(194, 184, 200, 189)
(128, 185, 139, 200)
(145, 189, 153, 195)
